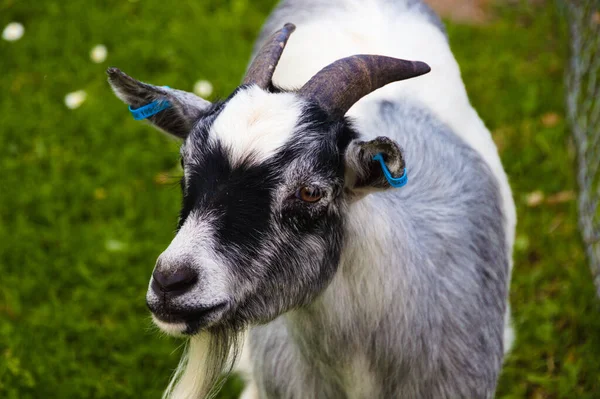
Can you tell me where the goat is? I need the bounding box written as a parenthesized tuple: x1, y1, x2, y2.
(107, 0, 516, 398)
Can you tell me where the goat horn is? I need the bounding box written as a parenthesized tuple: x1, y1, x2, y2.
(243, 23, 296, 88)
(298, 55, 431, 119)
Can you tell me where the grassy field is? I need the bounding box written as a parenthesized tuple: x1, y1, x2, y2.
(1, 1, 599, 398)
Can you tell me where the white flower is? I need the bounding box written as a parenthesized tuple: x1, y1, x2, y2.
(2, 22, 24, 42)
(64, 90, 87, 109)
(90, 44, 107, 63)
(194, 80, 213, 98)
(105, 239, 126, 252)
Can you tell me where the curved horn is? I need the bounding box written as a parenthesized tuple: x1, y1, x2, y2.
(243, 23, 296, 88)
(298, 55, 431, 119)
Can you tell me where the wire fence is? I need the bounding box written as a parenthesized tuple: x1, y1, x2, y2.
(564, 0, 600, 297)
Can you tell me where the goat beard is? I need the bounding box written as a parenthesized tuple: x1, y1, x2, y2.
(163, 326, 242, 399)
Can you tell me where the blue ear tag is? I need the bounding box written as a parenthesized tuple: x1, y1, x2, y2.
(128, 100, 172, 120)
(373, 153, 408, 188)
(128, 86, 172, 120)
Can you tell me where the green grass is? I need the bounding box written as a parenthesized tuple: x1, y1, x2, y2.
(1, 1, 599, 398)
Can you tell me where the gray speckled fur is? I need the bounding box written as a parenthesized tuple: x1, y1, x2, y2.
(249, 97, 508, 398)
(254, 0, 446, 57)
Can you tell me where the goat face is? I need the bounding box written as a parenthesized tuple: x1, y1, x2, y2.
(107, 24, 429, 336)
(154, 86, 351, 335)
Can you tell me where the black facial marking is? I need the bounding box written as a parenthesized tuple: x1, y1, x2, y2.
(180, 142, 278, 257)
(177, 88, 251, 229)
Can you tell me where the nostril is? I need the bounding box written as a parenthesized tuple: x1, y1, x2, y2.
(152, 267, 198, 294)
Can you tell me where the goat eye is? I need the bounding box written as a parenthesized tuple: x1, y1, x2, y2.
(296, 186, 323, 203)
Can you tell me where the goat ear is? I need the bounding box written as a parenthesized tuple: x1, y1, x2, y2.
(344, 136, 406, 195)
(107, 68, 211, 139)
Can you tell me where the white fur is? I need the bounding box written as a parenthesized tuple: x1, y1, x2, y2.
(163, 333, 212, 399)
(344, 353, 380, 399)
(239, 382, 260, 399)
(152, 316, 187, 336)
(234, 332, 259, 399)
(209, 85, 305, 166)
(504, 303, 515, 354)
(234, 332, 255, 380)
